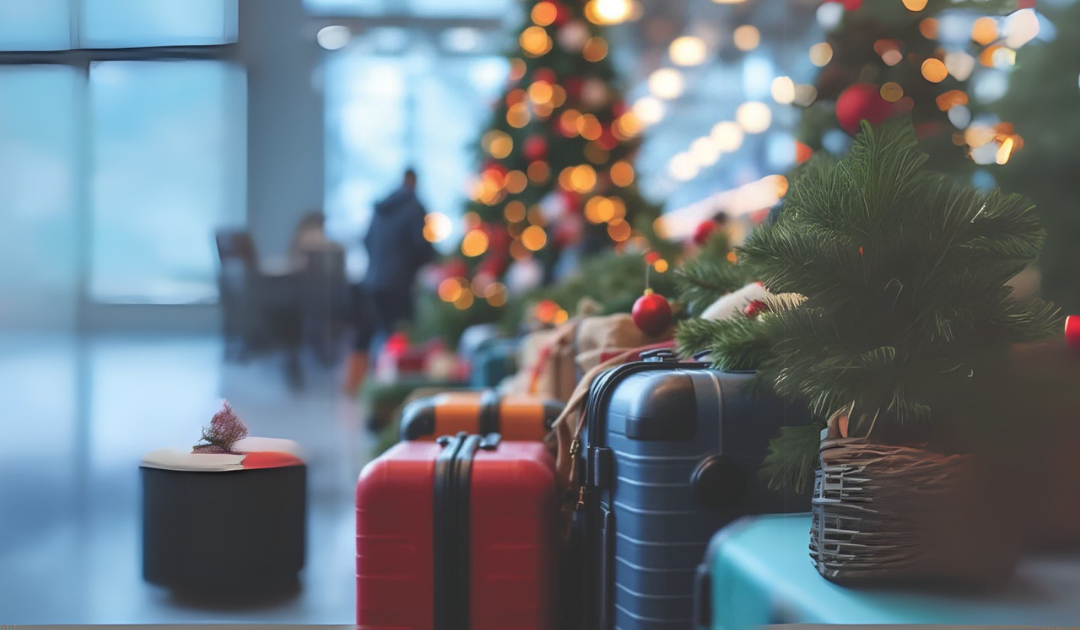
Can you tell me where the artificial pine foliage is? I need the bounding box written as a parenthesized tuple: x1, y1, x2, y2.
(502, 248, 681, 329)
(673, 231, 754, 317)
(994, 0, 1080, 313)
(692, 118, 1060, 492)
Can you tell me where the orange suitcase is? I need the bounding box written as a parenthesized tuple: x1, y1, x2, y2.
(399, 390, 562, 442)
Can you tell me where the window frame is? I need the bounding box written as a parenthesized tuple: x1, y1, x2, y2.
(0, 0, 241, 311)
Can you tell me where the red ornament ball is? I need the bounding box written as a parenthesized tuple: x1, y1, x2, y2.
(532, 68, 556, 85)
(632, 289, 672, 337)
(524, 135, 548, 162)
(693, 220, 720, 246)
(836, 83, 894, 135)
(1066, 315, 1080, 351)
(443, 258, 469, 280)
(564, 76, 584, 100)
(744, 299, 769, 319)
(550, 1, 571, 25)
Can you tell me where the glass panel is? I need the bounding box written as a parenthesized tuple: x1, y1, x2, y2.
(80, 0, 237, 48)
(303, 0, 384, 15)
(324, 52, 507, 278)
(406, 0, 513, 18)
(0, 0, 72, 51)
(0, 66, 81, 328)
(89, 60, 245, 304)
(303, 0, 513, 17)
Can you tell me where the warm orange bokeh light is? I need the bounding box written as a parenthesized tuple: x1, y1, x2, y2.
(531, 1, 557, 26)
(609, 161, 633, 187)
(921, 58, 948, 83)
(461, 229, 489, 258)
(583, 37, 608, 62)
(522, 225, 548, 251)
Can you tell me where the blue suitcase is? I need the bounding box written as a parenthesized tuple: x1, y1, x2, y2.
(469, 337, 519, 388)
(575, 348, 809, 630)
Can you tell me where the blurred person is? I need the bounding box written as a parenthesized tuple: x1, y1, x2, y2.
(343, 168, 434, 395)
(288, 210, 339, 266)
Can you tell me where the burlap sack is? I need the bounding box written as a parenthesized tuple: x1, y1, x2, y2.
(501, 320, 581, 403)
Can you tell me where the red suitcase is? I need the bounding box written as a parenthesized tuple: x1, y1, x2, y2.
(356, 432, 558, 630)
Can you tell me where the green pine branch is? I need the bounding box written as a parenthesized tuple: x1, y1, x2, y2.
(694, 118, 1061, 491)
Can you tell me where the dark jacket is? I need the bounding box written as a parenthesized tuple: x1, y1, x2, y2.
(363, 186, 433, 291)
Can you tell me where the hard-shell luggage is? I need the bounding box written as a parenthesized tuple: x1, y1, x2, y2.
(574, 348, 810, 630)
(356, 433, 559, 630)
(399, 390, 562, 442)
(469, 337, 520, 388)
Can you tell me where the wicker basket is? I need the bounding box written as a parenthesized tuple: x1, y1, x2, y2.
(810, 435, 1021, 585)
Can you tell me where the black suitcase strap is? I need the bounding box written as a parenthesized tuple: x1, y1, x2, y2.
(477, 389, 501, 436)
(433, 432, 500, 630)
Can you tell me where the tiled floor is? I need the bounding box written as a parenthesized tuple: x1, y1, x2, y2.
(0, 333, 369, 624)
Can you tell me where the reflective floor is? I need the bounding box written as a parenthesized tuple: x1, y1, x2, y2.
(0, 333, 368, 624)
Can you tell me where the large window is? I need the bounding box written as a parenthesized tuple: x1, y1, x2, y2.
(89, 61, 245, 303)
(0, 66, 81, 327)
(0, 0, 243, 316)
(324, 50, 506, 277)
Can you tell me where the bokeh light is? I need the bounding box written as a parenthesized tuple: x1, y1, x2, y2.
(423, 212, 452, 243)
(736, 101, 772, 133)
(809, 42, 833, 67)
(648, 68, 684, 100)
(461, 229, 489, 257)
(521, 225, 548, 251)
(531, 1, 557, 26)
(632, 96, 666, 125)
(733, 25, 760, 52)
(711, 121, 745, 152)
(670, 36, 707, 66)
(520, 26, 553, 57)
(583, 37, 608, 62)
(610, 161, 635, 187)
(880, 82, 904, 103)
(921, 58, 949, 83)
(771, 76, 795, 104)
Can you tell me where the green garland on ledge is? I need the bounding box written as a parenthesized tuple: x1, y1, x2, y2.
(678, 118, 1061, 493)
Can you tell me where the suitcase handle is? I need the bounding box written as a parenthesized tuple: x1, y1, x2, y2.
(438, 431, 501, 451)
(639, 348, 677, 362)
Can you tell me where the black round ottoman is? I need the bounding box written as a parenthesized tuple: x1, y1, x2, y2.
(140, 450, 306, 598)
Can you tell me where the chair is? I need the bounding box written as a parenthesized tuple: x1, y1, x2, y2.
(300, 246, 349, 366)
(216, 231, 260, 361)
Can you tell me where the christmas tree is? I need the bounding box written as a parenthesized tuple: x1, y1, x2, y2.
(678, 119, 1060, 492)
(994, 1, 1080, 313)
(799, 0, 1020, 175)
(424, 0, 660, 340)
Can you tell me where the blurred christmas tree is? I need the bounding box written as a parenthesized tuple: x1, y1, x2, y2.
(798, 0, 1021, 175)
(994, 1, 1080, 313)
(419, 0, 662, 342)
